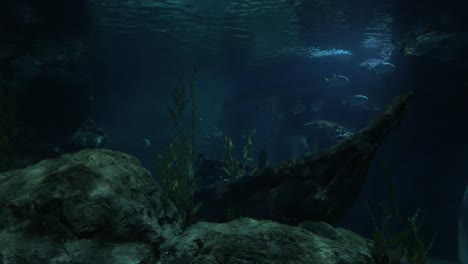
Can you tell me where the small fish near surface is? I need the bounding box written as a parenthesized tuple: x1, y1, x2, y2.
(324, 74, 349, 86)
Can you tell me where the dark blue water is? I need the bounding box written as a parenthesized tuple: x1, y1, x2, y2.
(82, 0, 467, 261)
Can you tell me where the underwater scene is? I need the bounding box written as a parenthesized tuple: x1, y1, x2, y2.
(0, 0, 467, 263)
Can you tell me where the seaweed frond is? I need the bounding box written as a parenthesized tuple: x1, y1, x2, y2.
(156, 68, 199, 226)
(367, 165, 435, 264)
(221, 130, 256, 179)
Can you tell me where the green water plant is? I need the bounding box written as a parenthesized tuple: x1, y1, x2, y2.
(221, 130, 257, 179)
(156, 69, 199, 225)
(367, 167, 435, 264)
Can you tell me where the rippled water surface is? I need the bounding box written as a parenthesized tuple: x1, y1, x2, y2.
(92, 0, 394, 63)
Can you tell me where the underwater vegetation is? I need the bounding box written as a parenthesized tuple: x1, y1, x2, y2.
(155, 71, 260, 223)
(368, 169, 435, 264)
(192, 93, 414, 225)
(221, 131, 257, 179)
(156, 69, 199, 225)
(0, 82, 16, 172)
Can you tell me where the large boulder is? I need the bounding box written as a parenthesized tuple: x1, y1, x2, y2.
(0, 148, 378, 264)
(159, 218, 374, 264)
(0, 149, 180, 263)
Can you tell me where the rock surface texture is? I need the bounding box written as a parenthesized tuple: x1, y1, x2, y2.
(159, 218, 374, 264)
(0, 149, 180, 263)
(0, 148, 377, 263)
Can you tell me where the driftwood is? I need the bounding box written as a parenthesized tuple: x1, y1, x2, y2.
(194, 93, 413, 224)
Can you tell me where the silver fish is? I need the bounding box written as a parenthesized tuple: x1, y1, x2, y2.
(324, 74, 349, 86)
(143, 138, 152, 148)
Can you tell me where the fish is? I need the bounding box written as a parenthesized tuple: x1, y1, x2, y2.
(324, 74, 349, 86)
(370, 61, 395, 75)
(342, 95, 381, 111)
(202, 126, 224, 141)
(342, 95, 369, 107)
(291, 100, 306, 115)
(397, 31, 458, 57)
(143, 138, 152, 149)
(360, 59, 395, 75)
(459, 185, 468, 264)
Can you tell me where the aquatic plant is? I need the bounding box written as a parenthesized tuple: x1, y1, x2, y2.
(156, 68, 199, 225)
(367, 167, 435, 264)
(221, 131, 256, 179)
(0, 82, 16, 172)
